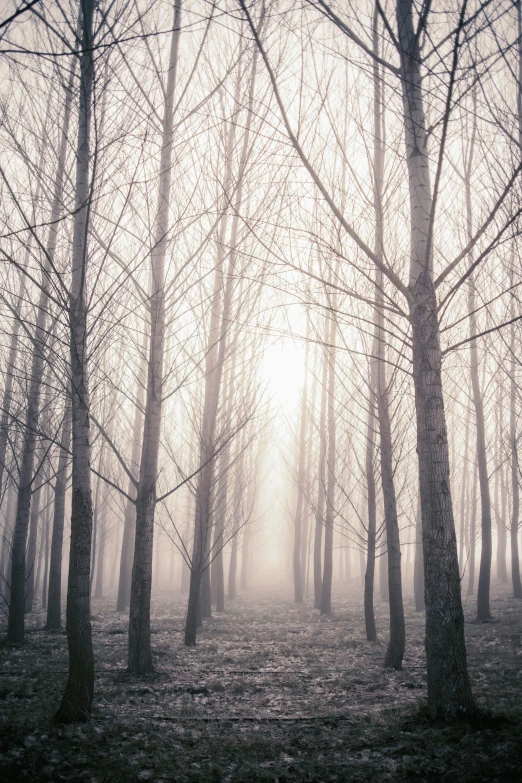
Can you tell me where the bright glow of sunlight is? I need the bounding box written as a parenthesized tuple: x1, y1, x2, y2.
(262, 338, 306, 408)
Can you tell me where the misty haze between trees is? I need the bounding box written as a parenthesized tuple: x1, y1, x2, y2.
(0, 0, 522, 780)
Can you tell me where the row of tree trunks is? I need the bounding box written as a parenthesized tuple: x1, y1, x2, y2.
(7, 54, 75, 645)
(185, 46, 257, 644)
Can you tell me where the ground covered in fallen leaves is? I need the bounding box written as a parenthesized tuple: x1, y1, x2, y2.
(0, 582, 521, 782)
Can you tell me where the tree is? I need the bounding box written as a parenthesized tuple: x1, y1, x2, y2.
(128, 0, 182, 675)
(53, 0, 96, 723)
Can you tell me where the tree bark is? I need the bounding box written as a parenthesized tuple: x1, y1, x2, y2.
(320, 307, 337, 615)
(511, 0, 522, 601)
(41, 488, 51, 610)
(462, 106, 492, 620)
(46, 402, 71, 631)
(364, 385, 377, 641)
(371, 14, 405, 665)
(116, 332, 147, 612)
(314, 335, 328, 609)
(510, 283, 522, 599)
(25, 467, 44, 614)
(128, 0, 181, 674)
(94, 479, 109, 599)
(0, 270, 26, 497)
(53, 0, 96, 723)
(495, 382, 508, 582)
(293, 333, 310, 604)
(397, 0, 474, 718)
(413, 492, 424, 611)
(467, 465, 477, 596)
(185, 61, 246, 645)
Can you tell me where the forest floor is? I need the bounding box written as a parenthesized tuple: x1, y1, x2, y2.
(0, 582, 521, 782)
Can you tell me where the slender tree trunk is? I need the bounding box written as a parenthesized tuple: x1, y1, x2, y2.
(211, 466, 226, 612)
(0, 271, 26, 497)
(468, 464, 477, 596)
(413, 492, 424, 611)
(397, 0, 474, 719)
(94, 480, 109, 599)
(510, 282, 522, 599)
(495, 383, 508, 582)
(25, 470, 44, 613)
(0, 483, 15, 602)
(228, 427, 246, 599)
(53, 0, 96, 723)
(320, 306, 337, 615)
(240, 527, 250, 591)
(499, 463, 509, 582)
(34, 485, 50, 609)
(364, 386, 377, 641)
(227, 474, 240, 601)
(41, 491, 51, 610)
(511, 0, 522, 601)
(117, 332, 147, 612)
(46, 402, 71, 631)
(379, 527, 389, 601)
(371, 15, 405, 665)
(90, 453, 104, 597)
(459, 409, 471, 574)
(314, 323, 329, 609)
(7, 47, 75, 645)
(185, 60, 248, 645)
(293, 333, 310, 604)
(463, 108, 492, 620)
(128, 0, 181, 674)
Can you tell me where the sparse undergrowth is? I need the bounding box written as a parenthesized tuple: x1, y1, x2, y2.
(0, 583, 521, 782)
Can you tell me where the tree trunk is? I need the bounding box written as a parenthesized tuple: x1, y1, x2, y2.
(463, 108, 492, 620)
(128, 0, 181, 674)
(34, 483, 51, 609)
(495, 383, 508, 582)
(0, 270, 26, 497)
(397, 0, 474, 719)
(371, 14, 405, 665)
(511, 0, 522, 601)
(117, 331, 147, 612)
(413, 493, 424, 611)
(293, 333, 310, 604)
(53, 0, 96, 723)
(468, 465, 477, 596)
(510, 286, 522, 599)
(314, 323, 329, 609)
(240, 527, 250, 591)
(228, 427, 246, 600)
(185, 61, 247, 645)
(41, 489, 51, 610)
(320, 307, 337, 615)
(364, 388, 377, 641)
(0, 482, 15, 602)
(7, 43, 75, 645)
(46, 402, 71, 631)
(459, 408, 470, 574)
(25, 470, 44, 613)
(94, 480, 109, 599)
